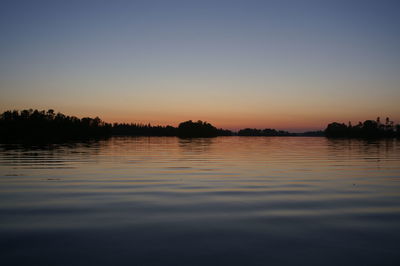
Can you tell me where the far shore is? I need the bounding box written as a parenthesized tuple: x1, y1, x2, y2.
(1, 109, 399, 142)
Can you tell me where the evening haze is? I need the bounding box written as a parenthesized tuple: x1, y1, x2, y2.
(1, 0, 399, 132)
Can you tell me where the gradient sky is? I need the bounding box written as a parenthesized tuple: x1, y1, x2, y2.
(1, 0, 399, 131)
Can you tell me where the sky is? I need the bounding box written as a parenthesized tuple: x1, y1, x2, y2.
(1, 0, 399, 132)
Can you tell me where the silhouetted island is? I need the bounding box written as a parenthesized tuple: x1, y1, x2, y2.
(178, 120, 232, 138)
(1, 109, 399, 142)
(325, 117, 400, 138)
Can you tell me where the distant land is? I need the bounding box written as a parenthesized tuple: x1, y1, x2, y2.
(0, 109, 399, 142)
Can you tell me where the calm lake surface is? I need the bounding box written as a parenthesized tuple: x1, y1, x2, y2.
(1, 137, 400, 265)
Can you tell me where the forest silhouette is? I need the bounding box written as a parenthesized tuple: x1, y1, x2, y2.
(0, 109, 111, 142)
(0, 109, 399, 142)
(325, 117, 399, 138)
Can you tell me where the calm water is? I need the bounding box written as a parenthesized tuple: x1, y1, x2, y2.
(1, 137, 400, 265)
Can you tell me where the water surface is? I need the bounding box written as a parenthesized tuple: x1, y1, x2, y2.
(1, 137, 400, 265)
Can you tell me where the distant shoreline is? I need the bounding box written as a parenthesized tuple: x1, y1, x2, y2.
(0, 109, 399, 142)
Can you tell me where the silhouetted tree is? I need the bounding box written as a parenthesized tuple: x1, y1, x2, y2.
(325, 122, 348, 137)
(177, 120, 218, 138)
(325, 117, 399, 138)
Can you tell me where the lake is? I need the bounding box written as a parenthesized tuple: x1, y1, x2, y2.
(1, 137, 400, 265)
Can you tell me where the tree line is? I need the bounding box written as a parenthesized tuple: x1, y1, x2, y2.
(0, 109, 112, 142)
(0, 109, 232, 141)
(325, 117, 400, 138)
(1, 109, 399, 142)
(237, 128, 293, 136)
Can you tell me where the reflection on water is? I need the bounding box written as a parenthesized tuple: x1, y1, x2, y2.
(1, 137, 400, 265)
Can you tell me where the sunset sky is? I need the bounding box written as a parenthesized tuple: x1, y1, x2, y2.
(1, 0, 399, 131)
